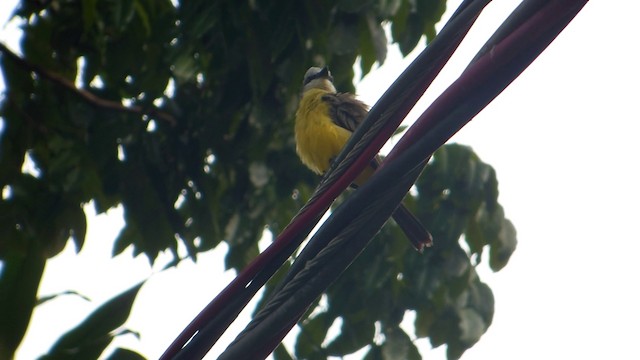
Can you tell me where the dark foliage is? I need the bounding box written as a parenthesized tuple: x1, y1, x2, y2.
(0, 0, 516, 359)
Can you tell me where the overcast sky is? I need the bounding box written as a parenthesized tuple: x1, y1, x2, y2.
(2, 1, 640, 359)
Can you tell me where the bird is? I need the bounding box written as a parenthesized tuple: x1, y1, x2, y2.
(294, 66, 433, 251)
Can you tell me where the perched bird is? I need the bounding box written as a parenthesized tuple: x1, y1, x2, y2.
(294, 66, 432, 251)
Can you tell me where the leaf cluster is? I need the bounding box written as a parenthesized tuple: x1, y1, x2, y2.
(289, 144, 516, 360)
(1, 0, 446, 267)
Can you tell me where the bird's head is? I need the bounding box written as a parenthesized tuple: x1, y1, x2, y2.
(302, 66, 336, 93)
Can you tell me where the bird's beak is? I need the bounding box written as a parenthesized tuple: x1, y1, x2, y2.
(319, 66, 333, 82)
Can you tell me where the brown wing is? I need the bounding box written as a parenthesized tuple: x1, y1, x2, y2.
(323, 93, 432, 251)
(322, 92, 381, 172)
(322, 92, 369, 133)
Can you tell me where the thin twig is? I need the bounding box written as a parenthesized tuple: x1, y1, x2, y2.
(0, 42, 177, 126)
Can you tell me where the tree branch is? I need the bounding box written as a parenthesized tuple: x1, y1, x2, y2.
(0, 42, 177, 126)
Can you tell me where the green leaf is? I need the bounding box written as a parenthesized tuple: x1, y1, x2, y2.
(446, 344, 465, 360)
(364, 345, 383, 360)
(325, 317, 375, 356)
(466, 281, 494, 326)
(113, 223, 138, 257)
(0, 242, 46, 360)
(295, 312, 335, 359)
(417, 0, 447, 43)
(376, 0, 403, 18)
(112, 0, 137, 32)
(223, 234, 260, 270)
(68, 205, 87, 253)
(273, 344, 294, 360)
(489, 219, 517, 271)
(359, 25, 378, 76)
(359, 12, 388, 76)
(104, 347, 147, 360)
(426, 309, 459, 349)
(172, 54, 199, 84)
(39, 282, 144, 360)
(329, 17, 360, 56)
(118, 159, 178, 263)
(381, 326, 421, 360)
(133, 0, 152, 36)
(457, 308, 485, 345)
(414, 308, 435, 339)
(36, 290, 91, 306)
(391, 2, 424, 56)
(391, 0, 446, 53)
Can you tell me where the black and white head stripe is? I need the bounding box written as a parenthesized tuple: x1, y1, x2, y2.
(303, 66, 333, 86)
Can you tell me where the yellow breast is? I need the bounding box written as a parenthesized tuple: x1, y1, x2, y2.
(295, 89, 352, 174)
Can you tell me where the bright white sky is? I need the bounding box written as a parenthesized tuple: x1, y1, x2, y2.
(2, 1, 639, 359)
